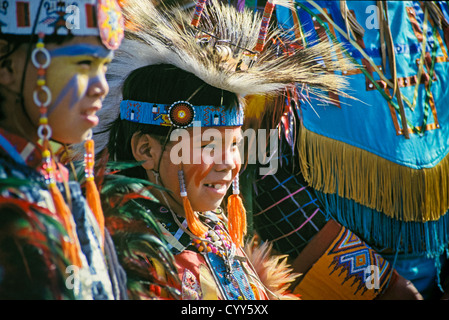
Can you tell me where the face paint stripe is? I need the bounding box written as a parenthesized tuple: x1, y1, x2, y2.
(48, 76, 79, 114)
(188, 165, 214, 189)
(88, 75, 103, 88)
(49, 44, 113, 59)
(47, 67, 106, 115)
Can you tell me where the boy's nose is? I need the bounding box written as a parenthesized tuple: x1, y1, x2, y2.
(88, 74, 109, 99)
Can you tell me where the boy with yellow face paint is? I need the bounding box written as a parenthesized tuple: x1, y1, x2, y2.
(84, 0, 355, 300)
(0, 0, 126, 299)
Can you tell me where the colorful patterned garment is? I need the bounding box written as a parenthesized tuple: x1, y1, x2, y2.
(244, 134, 399, 299)
(101, 172, 271, 300)
(248, 139, 327, 260)
(275, 1, 449, 298)
(0, 128, 125, 299)
(0, 0, 123, 50)
(291, 219, 397, 300)
(154, 210, 270, 300)
(100, 173, 181, 300)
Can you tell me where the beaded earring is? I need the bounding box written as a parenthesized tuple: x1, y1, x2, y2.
(227, 174, 247, 247)
(33, 32, 82, 267)
(84, 130, 105, 249)
(178, 169, 208, 238)
(225, 0, 282, 246)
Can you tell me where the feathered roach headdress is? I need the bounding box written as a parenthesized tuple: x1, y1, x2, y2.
(88, 0, 353, 246)
(93, 0, 352, 149)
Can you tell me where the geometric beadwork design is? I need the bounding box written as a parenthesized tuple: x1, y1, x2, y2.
(168, 101, 195, 128)
(328, 228, 393, 295)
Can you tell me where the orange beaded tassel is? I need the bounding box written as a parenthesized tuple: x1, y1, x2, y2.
(178, 169, 208, 238)
(227, 175, 246, 247)
(34, 32, 82, 267)
(84, 135, 105, 250)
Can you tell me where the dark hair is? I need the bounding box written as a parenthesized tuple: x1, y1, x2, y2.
(107, 63, 240, 179)
(0, 0, 78, 119)
(0, 34, 75, 120)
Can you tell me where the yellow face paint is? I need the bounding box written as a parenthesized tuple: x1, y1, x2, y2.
(34, 41, 113, 144)
(46, 44, 113, 113)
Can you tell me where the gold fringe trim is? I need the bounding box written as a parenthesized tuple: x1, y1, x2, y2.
(297, 123, 449, 222)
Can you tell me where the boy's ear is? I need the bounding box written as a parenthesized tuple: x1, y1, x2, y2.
(130, 132, 161, 171)
(0, 40, 15, 86)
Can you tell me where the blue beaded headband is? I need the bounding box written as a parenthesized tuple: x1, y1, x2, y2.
(120, 100, 244, 128)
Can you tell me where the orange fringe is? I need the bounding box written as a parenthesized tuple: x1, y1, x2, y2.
(84, 139, 105, 249)
(183, 196, 208, 238)
(49, 184, 82, 268)
(227, 194, 247, 247)
(85, 180, 105, 248)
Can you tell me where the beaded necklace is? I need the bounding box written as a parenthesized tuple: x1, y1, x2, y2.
(154, 172, 255, 299)
(193, 218, 237, 278)
(193, 221, 232, 256)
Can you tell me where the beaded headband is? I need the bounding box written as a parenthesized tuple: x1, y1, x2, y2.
(0, 0, 124, 50)
(120, 100, 244, 128)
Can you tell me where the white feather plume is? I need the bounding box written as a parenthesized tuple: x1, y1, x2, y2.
(70, 0, 353, 157)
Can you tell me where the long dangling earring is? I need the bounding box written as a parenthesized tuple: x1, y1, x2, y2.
(84, 130, 105, 250)
(227, 174, 247, 247)
(33, 32, 82, 267)
(178, 169, 208, 238)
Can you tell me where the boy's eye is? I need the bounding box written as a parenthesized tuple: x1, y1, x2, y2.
(77, 60, 93, 68)
(77, 59, 111, 70)
(77, 60, 92, 65)
(76, 59, 110, 74)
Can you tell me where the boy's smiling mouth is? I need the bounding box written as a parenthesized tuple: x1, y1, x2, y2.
(204, 183, 225, 189)
(203, 181, 230, 195)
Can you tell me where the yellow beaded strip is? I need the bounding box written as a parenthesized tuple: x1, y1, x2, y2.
(32, 32, 54, 185)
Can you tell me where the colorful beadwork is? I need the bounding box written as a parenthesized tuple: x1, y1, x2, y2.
(192, 220, 256, 300)
(193, 221, 232, 257)
(0, 0, 123, 46)
(120, 100, 244, 128)
(84, 133, 95, 182)
(207, 252, 255, 300)
(32, 32, 55, 187)
(191, 0, 207, 27)
(168, 101, 195, 128)
(254, 0, 275, 52)
(97, 0, 124, 50)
